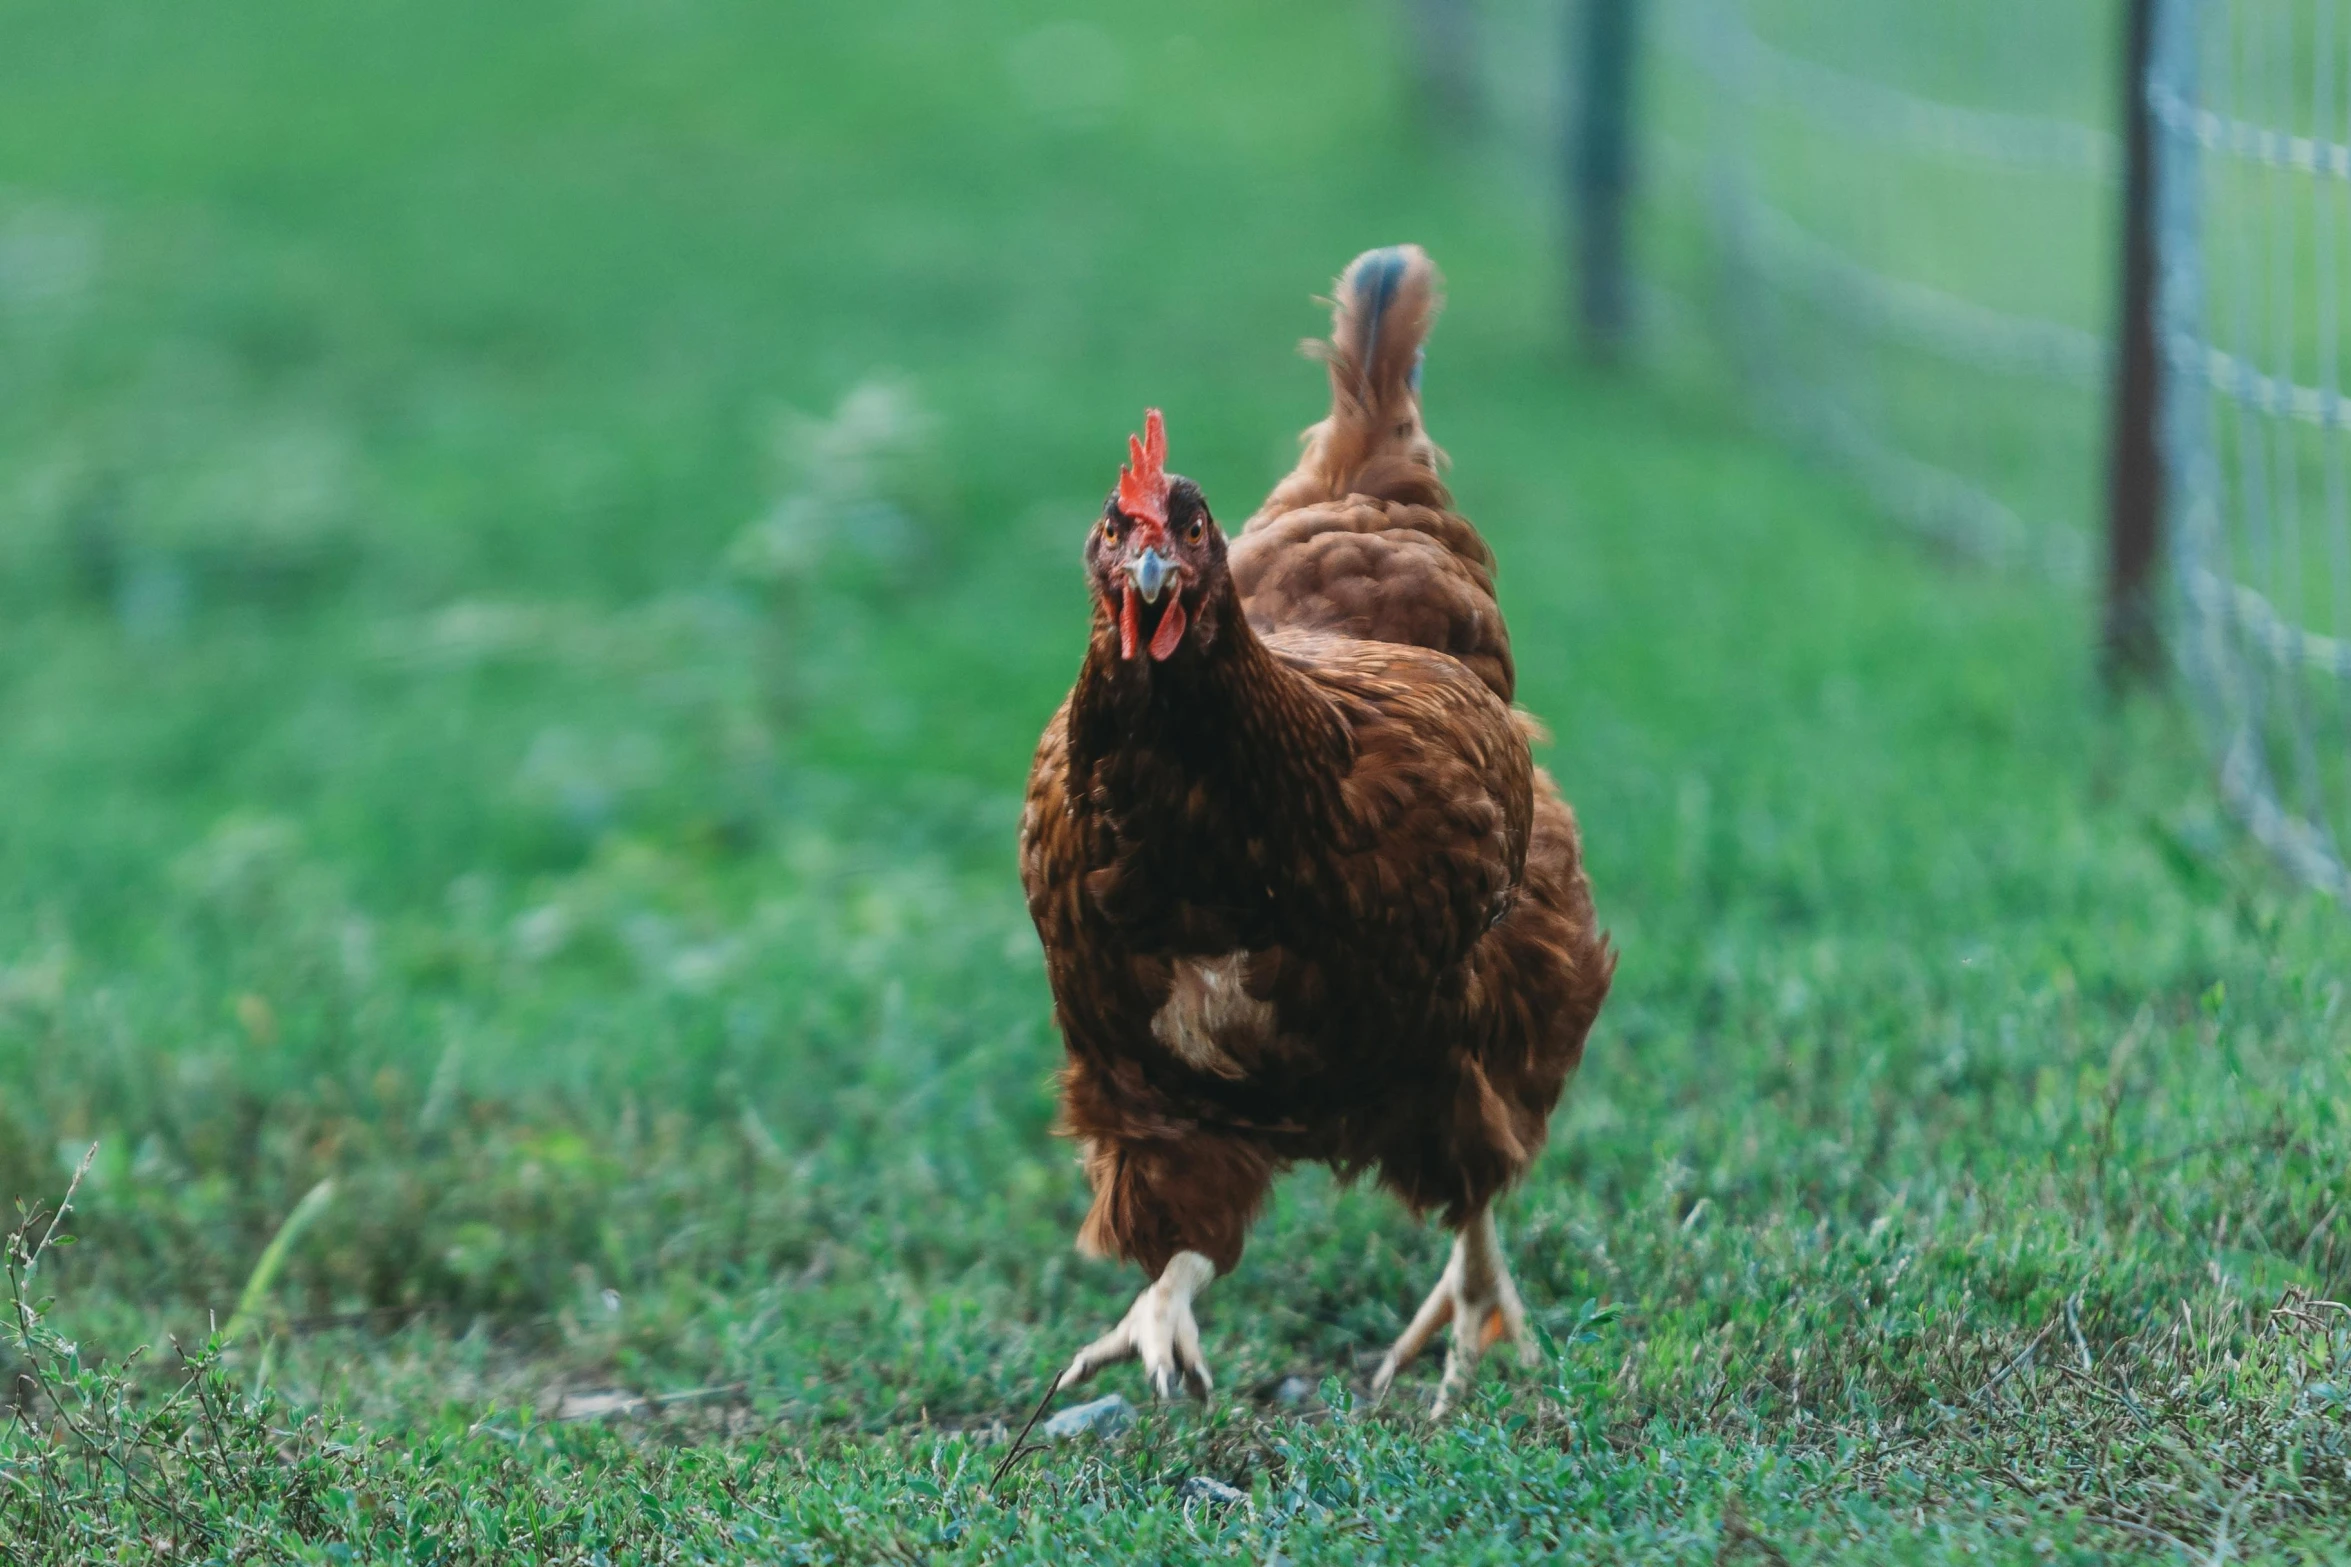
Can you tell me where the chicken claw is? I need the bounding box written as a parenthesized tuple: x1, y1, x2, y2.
(1370, 1209, 1534, 1418)
(1059, 1250, 1217, 1401)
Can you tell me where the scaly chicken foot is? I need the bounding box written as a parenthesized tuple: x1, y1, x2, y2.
(1058, 1250, 1217, 1401)
(1370, 1208, 1534, 1418)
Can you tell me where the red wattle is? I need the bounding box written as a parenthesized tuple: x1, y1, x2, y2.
(1148, 596, 1188, 661)
(1119, 585, 1140, 660)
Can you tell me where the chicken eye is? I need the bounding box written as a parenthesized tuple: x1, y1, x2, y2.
(1186, 517, 1205, 544)
(1100, 519, 1119, 544)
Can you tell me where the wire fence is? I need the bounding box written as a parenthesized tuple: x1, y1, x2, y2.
(1624, 0, 2351, 901)
(1643, 0, 2117, 578)
(2156, 0, 2351, 897)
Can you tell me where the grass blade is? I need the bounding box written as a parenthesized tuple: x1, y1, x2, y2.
(219, 1179, 334, 1348)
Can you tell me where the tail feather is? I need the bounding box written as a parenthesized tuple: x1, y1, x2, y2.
(1259, 245, 1448, 516)
(1326, 245, 1426, 425)
(1229, 246, 1511, 698)
(1341, 246, 1411, 410)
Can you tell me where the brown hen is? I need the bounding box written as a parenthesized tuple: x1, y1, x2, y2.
(1018, 245, 1613, 1417)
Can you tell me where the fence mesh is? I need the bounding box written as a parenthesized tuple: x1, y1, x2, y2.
(2157, 0, 2351, 898)
(1638, 0, 2351, 899)
(1644, 0, 2117, 580)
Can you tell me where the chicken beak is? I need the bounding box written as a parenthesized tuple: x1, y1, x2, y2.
(1126, 546, 1175, 605)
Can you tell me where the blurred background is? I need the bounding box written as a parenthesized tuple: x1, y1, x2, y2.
(2, 0, 2346, 1452)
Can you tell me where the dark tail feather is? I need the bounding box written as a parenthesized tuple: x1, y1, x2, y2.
(1327, 245, 1431, 424)
(1263, 245, 1447, 513)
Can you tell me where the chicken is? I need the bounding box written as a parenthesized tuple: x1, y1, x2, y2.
(1017, 245, 1613, 1417)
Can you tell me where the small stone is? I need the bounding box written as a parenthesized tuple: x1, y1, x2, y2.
(1178, 1475, 1246, 1506)
(1273, 1375, 1314, 1407)
(1042, 1393, 1131, 1440)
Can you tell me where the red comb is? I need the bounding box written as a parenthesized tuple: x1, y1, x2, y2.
(1117, 408, 1169, 528)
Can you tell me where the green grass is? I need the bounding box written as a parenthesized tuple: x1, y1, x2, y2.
(2, 0, 2349, 1561)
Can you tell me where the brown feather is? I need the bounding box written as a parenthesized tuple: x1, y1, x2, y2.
(1019, 246, 1613, 1280)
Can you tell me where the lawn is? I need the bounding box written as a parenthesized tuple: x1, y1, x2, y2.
(2, 0, 2349, 1561)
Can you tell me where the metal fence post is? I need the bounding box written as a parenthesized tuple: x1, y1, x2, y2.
(2104, 0, 2165, 688)
(1573, 0, 1639, 362)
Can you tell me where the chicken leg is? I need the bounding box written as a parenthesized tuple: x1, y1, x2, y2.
(1058, 1250, 1217, 1400)
(1370, 1208, 1535, 1418)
